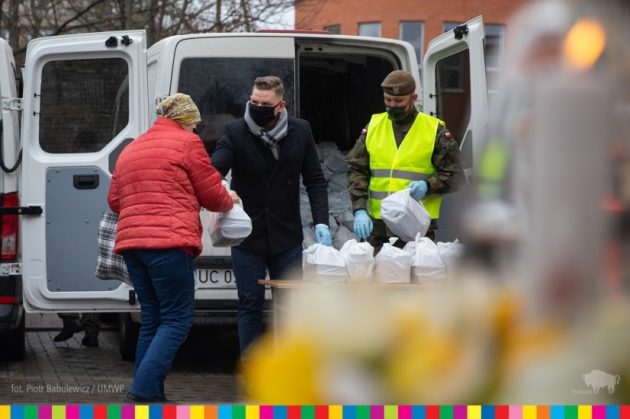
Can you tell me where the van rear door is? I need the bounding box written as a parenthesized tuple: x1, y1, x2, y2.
(423, 16, 488, 241)
(20, 31, 148, 312)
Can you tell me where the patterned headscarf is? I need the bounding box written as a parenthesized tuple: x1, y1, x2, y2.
(155, 93, 201, 126)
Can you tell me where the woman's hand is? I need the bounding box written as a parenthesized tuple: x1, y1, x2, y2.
(229, 190, 241, 205)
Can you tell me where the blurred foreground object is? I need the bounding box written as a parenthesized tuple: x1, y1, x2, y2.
(244, 0, 630, 404)
(243, 279, 630, 403)
(466, 0, 630, 310)
(243, 280, 521, 404)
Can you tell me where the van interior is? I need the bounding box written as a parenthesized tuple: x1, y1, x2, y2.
(298, 49, 395, 151)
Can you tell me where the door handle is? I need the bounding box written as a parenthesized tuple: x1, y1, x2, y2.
(73, 174, 99, 190)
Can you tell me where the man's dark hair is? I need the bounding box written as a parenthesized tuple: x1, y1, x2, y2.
(253, 76, 284, 98)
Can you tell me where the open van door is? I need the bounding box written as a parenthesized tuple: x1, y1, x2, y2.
(423, 16, 488, 242)
(20, 31, 148, 312)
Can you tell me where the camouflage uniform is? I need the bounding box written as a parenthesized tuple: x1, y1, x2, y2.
(347, 108, 465, 251)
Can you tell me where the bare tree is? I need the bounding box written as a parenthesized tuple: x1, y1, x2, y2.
(1, 0, 327, 65)
(294, 0, 334, 30)
(7, 0, 19, 50)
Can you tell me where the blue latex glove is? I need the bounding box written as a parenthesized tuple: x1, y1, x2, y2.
(353, 209, 373, 241)
(315, 224, 333, 246)
(409, 180, 429, 200)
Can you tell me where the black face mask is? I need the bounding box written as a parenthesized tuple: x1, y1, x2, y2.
(249, 102, 279, 126)
(386, 106, 410, 122)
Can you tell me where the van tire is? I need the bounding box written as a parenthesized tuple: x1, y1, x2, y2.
(118, 313, 139, 362)
(0, 314, 26, 362)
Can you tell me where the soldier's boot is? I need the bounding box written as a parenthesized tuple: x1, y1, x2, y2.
(81, 335, 99, 347)
(54, 319, 84, 342)
(81, 314, 100, 347)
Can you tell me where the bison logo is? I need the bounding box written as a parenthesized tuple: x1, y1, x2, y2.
(582, 369, 620, 394)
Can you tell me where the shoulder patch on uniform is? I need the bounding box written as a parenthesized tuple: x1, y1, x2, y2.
(360, 128, 368, 136)
(444, 130, 453, 140)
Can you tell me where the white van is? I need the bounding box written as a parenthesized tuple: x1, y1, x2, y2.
(0, 17, 487, 361)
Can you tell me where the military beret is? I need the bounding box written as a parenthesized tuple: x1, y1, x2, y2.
(381, 70, 416, 96)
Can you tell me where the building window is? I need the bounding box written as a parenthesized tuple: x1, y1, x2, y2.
(325, 24, 341, 34)
(358, 22, 381, 37)
(400, 21, 424, 69)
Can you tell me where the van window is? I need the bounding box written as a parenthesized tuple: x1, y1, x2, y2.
(435, 49, 472, 168)
(39, 58, 129, 153)
(177, 58, 294, 155)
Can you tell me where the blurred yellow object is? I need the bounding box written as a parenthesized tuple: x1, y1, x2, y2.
(243, 281, 525, 404)
(242, 278, 630, 403)
(562, 18, 606, 71)
(243, 333, 323, 404)
(384, 310, 461, 402)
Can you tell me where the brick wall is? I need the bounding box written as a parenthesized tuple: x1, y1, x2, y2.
(296, 0, 531, 49)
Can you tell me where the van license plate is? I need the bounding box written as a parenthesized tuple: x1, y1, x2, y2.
(195, 269, 236, 289)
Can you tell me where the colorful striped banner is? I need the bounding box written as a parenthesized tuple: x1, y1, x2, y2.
(1, 406, 630, 419)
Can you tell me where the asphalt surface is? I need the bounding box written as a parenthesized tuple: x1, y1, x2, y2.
(0, 313, 242, 404)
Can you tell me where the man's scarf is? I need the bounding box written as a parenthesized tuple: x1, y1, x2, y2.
(244, 102, 288, 160)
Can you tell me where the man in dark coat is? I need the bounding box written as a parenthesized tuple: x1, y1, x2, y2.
(212, 76, 331, 355)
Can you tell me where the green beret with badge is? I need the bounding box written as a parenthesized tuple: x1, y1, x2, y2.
(380, 70, 416, 96)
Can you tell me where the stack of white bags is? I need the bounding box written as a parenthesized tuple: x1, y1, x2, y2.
(297, 149, 464, 283)
(302, 235, 463, 284)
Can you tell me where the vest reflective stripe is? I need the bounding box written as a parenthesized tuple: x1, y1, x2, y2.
(365, 112, 443, 219)
(369, 191, 390, 200)
(371, 169, 430, 181)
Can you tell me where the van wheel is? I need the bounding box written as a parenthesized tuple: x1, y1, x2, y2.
(0, 314, 26, 362)
(118, 313, 139, 362)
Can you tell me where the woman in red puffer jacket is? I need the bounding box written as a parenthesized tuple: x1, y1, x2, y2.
(108, 93, 237, 404)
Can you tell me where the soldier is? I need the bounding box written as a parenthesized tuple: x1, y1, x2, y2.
(53, 313, 101, 347)
(347, 70, 464, 250)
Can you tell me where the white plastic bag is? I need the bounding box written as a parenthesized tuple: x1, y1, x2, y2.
(208, 203, 252, 247)
(374, 238, 411, 284)
(404, 234, 446, 283)
(380, 189, 431, 242)
(302, 244, 348, 284)
(339, 239, 374, 282)
(332, 225, 357, 250)
(437, 239, 464, 271)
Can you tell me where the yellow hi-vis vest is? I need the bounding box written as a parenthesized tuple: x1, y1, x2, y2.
(366, 112, 443, 219)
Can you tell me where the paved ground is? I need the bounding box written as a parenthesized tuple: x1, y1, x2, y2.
(0, 313, 242, 404)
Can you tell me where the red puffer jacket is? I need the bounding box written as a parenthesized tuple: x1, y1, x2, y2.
(108, 117, 233, 256)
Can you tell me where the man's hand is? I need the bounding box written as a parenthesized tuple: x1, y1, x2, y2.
(353, 209, 373, 240)
(409, 180, 428, 200)
(315, 225, 332, 246)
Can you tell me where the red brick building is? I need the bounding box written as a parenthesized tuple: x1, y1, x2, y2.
(296, 0, 530, 69)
